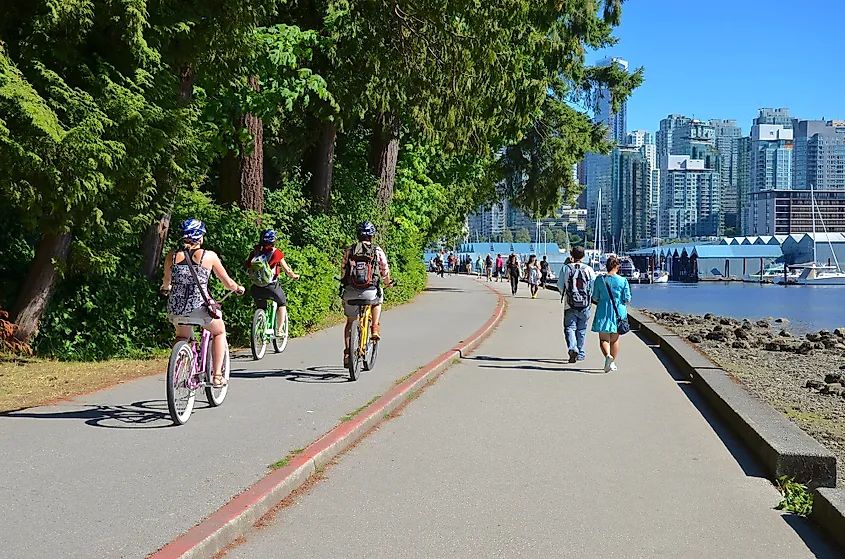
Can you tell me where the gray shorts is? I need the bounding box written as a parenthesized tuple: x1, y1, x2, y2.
(342, 286, 383, 318)
(168, 307, 215, 327)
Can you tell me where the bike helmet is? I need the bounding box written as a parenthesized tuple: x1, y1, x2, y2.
(357, 221, 376, 239)
(261, 229, 277, 244)
(180, 219, 206, 242)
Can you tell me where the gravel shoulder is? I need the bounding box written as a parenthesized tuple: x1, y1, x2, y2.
(643, 310, 845, 486)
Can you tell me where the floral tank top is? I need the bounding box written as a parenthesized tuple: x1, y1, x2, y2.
(167, 249, 212, 316)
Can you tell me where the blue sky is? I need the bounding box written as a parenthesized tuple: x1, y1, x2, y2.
(586, 0, 844, 134)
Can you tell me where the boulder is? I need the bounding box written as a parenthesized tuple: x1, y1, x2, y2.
(834, 327, 845, 338)
(713, 325, 723, 332)
(806, 332, 822, 342)
(741, 320, 754, 331)
(775, 317, 787, 323)
(704, 313, 715, 320)
(706, 331, 729, 342)
(834, 343, 845, 351)
(764, 341, 783, 352)
(734, 328, 751, 340)
(814, 342, 826, 351)
(756, 319, 770, 328)
(823, 339, 839, 349)
(688, 334, 702, 344)
(824, 372, 843, 384)
(821, 382, 843, 395)
(820, 329, 832, 337)
(778, 330, 792, 338)
(797, 342, 815, 355)
(805, 379, 826, 390)
(719, 317, 736, 326)
(732, 340, 751, 349)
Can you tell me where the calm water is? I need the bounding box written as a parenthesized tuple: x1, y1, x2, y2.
(629, 282, 845, 334)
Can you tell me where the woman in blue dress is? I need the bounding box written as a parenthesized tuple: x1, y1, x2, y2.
(591, 255, 631, 372)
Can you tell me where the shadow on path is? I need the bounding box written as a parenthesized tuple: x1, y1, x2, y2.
(230, 365, 349, 384)
(0, 399, 175, 429)
(466, 355, 606, 374)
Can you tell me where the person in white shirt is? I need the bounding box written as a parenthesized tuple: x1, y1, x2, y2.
(560, 246, 596, 363)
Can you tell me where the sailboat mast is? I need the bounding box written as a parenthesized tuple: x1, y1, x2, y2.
(811, 183, 817, 265)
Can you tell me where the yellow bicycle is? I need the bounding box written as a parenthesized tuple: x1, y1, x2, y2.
(347, 301, 378, 381)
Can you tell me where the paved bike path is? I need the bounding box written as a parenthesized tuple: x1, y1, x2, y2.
(0, 276, 497, 559)
(227, 280, 841, 559)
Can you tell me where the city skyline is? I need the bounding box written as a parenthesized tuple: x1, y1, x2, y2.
(585, 0, 844, 133)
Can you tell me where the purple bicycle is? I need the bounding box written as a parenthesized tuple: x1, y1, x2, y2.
(166, 291, 234, 425)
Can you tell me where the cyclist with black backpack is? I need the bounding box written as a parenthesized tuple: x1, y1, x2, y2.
(561, 246, 596, 363)
(244, 229, 300, 337)
(340, 222, 393, 367)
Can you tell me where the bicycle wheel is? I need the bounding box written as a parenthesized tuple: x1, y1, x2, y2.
(347, 319, 362, 381)
(166, 341, 196, 425)
(205, 343, 230, 406)
(251, 309, 268, 360)
(273, 310, 289, 353)
(363, 339, 378, 371)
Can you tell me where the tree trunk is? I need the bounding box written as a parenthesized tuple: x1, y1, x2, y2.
(11, 231, 72, 342)
(218, 76, 264, 213)
(139, 210, 171, 280)
(140, 64, 195, 280)
(306, 120, 337, 212)
(370, 112, 400, 206)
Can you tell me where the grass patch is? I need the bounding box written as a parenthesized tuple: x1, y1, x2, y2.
(340, 394, 381, 422)
(775, 476, 814, 517)
(0, 354, 168, 413)
(270, 448, 305, 470)
(394, 366, 422, 386)
(405, 389, 422, 401)
(784, 408, 827, 423)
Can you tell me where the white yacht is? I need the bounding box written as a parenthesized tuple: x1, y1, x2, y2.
(743, 262, 786, 283)
(652, 270, 669, 284)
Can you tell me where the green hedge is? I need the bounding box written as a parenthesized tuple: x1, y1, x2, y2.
(33, 185, 426, 360)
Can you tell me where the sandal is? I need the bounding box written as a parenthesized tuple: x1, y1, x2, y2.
(212, 374, 228, 388)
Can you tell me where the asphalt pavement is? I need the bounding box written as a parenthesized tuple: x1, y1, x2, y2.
(0, 275, 497, 559)
(225, 278, 842, 559)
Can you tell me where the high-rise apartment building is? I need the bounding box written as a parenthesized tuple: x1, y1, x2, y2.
(467, 199, 508, 239)
(747, 109, 794, 234)
(793, 120, 845, 190)
(656, 115, 722, 238)
(709, 119, 743, 229)
(664, 156, 721, 239)
(626, 130, 652, 147)
(736, 136, 751, 233)
(595, 57, 629, 143)
(611, 146, 650, 250)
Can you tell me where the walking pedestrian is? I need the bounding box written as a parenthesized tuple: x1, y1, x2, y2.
(526, 254, 541, 298)
(507, 254, 521, 295)
(540, 255, 549, 288)
(561, 246, 595, 363)
(495, 253, 504, 282)
(474, 256, 483, 277)
(434, 254, 445, 278)
(485, 254, 493, 281)
(591, 255, 631, 372)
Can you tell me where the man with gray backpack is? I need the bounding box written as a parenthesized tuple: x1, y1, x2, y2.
(561, 246, 595, 363)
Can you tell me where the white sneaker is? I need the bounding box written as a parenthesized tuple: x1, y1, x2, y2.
(609, 360, 618, 371)
(604, 355, 613, 372)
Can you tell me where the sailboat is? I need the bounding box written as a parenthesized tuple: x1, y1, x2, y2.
(591, 189, 604, 273)
(795, 185, 845, 285)
(651, 194, 669, 283)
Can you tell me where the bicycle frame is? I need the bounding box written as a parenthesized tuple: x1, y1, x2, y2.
(186, 328, 213, 389)
(356, 304, 373, 357)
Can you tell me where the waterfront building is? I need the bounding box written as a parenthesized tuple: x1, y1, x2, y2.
(747, 189, 845, 235)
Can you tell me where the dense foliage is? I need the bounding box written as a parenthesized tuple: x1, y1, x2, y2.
(1, 0, 641, 360)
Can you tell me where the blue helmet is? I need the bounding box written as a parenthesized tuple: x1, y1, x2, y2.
(357, 221, 376, 239)
(261, 229, 277, 244)
(180, 219, 206, 242)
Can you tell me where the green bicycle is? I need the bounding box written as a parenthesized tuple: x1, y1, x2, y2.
(250, 297, 289, 360)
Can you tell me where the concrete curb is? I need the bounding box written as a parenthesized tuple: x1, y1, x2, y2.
(813, 487, 845, 549)
(148, 281, 506, 559)
(627, 308, 836, 489)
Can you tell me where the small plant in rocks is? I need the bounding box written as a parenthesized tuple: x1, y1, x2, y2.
(774, 476, 813, 517)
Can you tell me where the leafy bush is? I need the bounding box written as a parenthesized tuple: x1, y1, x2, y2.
(775, 476, 814, 517)
(34, 182, 425, 360)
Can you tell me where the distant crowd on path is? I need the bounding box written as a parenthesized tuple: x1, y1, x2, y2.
(560, 247, 631, 373)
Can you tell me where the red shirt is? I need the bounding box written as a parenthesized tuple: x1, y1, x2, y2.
(244, 246, 284, 280)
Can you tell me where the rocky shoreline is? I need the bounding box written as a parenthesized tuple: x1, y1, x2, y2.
(642, 310, 845, 485)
